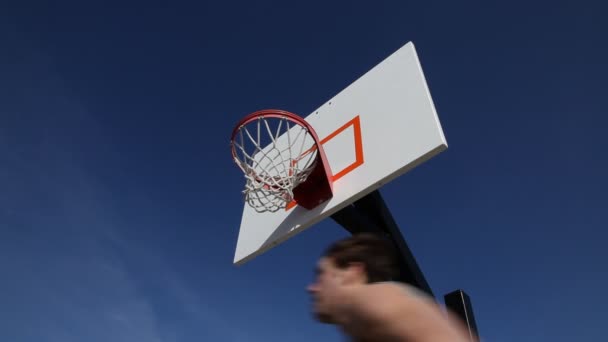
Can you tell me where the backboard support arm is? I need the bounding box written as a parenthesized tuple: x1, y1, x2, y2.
(330, 190, 434, 297)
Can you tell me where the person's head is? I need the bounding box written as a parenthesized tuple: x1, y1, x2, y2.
(306, 233, 399, 322)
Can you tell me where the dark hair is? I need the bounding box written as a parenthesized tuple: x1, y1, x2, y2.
(323, 233, 399, 283)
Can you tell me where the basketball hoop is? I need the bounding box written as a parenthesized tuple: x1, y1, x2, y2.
(230, 109, 333, 213)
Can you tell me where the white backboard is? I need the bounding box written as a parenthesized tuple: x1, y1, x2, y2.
(233, 42, 447, 265)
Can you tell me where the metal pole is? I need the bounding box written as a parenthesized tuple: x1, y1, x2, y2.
(444, 289, 479, 341)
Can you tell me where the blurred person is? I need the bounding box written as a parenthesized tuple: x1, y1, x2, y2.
(307, 233, 475, 342)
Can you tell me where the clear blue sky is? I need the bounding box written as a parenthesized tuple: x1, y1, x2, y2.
(1, 1, 606, 341)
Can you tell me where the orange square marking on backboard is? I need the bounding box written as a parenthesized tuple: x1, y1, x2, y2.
(285, 115, 364, 210)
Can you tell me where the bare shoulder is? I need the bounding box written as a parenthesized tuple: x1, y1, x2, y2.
(350, 282, 434, 311)
(344, 283, 471, 342)
(339, 283, 428, 332)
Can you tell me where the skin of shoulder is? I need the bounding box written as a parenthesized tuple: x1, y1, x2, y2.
(337, 282, 471, 342)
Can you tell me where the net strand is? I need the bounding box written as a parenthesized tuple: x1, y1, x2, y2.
(266, 118, 288, 186)
(233, 116, 319, 213)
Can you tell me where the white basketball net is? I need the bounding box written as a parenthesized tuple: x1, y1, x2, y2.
(231, 116, 319, 213)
